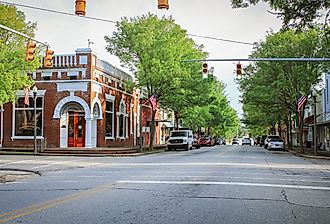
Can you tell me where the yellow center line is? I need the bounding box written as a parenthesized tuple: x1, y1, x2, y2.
(0, 183, 117, 223)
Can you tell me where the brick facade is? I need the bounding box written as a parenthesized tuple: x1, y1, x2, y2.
(0, 48, 160, 149)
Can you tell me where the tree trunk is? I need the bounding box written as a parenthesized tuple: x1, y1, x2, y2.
(286, 116, 291, 150)
(278, 121, 282, 137)
(299, 110, 305, 154)
(149, 109, 156, 151)
(174, 111, 179, 130)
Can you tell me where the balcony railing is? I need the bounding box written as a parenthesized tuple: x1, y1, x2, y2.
(41, 54, 76, 68)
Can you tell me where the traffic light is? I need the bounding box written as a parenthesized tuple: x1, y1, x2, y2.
(236, 63, 242, 75)
(158, 0, 169, 10)
(25, 40, 36, 62)
(44, 48, 54, 68)
(75, 0, 86, 16)
(202, 62, 208, 75)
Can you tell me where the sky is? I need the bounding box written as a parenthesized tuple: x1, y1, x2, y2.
(4, 0, 282, 116)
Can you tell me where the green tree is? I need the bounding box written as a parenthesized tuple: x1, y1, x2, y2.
(239, 27, 330, 152)
(231, 0, 330, 29)
(0, 3, 39, 104)
(105, 14, 206, 150)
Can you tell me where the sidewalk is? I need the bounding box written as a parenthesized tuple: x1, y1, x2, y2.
(0, 145, 167, 157)
(287, 147, 330, 160)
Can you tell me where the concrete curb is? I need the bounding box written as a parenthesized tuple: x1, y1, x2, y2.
(287, 150, 330, 160)
(0, 149, 167, 157)
(0, 168, 40, 184)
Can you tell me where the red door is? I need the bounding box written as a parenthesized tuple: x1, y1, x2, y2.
(68, 112, 85, 147)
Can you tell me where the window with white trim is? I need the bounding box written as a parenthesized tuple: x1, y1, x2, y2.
(14, 96, 43, 137)
(105, 100, 114, 138)
(117, 100, 127, 138)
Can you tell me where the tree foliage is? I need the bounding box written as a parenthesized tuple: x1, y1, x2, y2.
(0, 3, 39, 104)
(239, 27, 330, 148)
(105, 14, 209, 149)
(231, 0, 330, 29)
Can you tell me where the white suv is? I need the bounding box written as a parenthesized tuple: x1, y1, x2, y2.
(167, 130, 193, 151)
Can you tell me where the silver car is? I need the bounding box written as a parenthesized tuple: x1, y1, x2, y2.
(264, 135, 285, 150)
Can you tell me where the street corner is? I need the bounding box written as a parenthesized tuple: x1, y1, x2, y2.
(0, 169, 40, 184)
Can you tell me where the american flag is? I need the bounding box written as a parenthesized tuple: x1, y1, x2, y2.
(24, 88, 30, 106)
(297, 95, 307, 112)
(149, 94, 157, 110)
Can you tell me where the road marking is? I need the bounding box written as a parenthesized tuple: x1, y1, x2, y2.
(101, 162, 330, 170)
(134, 175, 330, 183)
(0, 182, 117, 223)
(117, 180, 330, 191)
(31, 158, 87, 169)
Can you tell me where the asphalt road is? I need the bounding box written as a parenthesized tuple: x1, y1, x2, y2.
(0, 145, 329, 224)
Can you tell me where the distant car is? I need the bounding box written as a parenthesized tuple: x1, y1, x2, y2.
(264, 135, 285, 150)
(232, 138, 239, 145)
(260, 135, 267, 147)
(242, 137, 251, 146)
(199, 136, 214, 147)
(254, 137, 261, 146)
(193, 136, 201, 149)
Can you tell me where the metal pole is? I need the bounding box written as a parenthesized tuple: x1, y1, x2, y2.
(34, 93, 37, 154)
(139, 98, 143, 152)
(314, 95, 317, 156)
(183, 58, 330, 62)
(0, 24, 48, 46)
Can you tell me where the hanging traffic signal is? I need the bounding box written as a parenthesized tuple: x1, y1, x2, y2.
(236, 63, 242, 75)
(25, 40, 36, 62)
(44, 48, 54, 68)
(75, 0, 86, 16)
(202, 62, 208, 75)
(158, 0, 169, 10)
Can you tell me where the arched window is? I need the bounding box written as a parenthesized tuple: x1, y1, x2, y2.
(117, 100, 128, 138)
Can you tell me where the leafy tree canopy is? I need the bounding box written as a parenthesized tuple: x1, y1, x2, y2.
(0, 3, 39, 104)
(231, 0, 330, 29)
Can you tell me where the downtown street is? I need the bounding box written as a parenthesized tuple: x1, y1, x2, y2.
(0, 145, 330, 224)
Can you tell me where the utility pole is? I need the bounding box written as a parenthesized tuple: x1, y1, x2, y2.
(139, 98, 143, 152)
(313, 94, 317, 155)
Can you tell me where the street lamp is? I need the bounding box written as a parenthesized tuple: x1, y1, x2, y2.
(312, 89, 317, 156)
(33, 86, 38, 154)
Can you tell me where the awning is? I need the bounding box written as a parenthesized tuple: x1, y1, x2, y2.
(304, 115, 314, 125)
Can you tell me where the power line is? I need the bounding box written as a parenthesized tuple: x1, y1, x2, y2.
(0, 1, 117, 24)
(187, 34, 255, 46)
(0, 0, 255, 46)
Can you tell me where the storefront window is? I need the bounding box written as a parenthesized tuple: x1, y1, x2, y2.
(14, 97, 43, 137)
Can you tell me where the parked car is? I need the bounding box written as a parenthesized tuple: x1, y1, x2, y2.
(199, 136, 214, 147)
(167, 130, 193, 151)
(193, 136, 201, 149)
(232, 138, 239, 145)
(254, 137, 261, 146)
(264, 135, 285, 150)
(214, 138, 221, 145)
(260, 135, 267, 147)
(242, 137, 251, 146)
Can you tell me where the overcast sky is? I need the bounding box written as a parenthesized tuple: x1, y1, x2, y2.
(6, 0, 282, 116)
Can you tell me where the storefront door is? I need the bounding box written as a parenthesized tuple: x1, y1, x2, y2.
(68, 112, 85, 147)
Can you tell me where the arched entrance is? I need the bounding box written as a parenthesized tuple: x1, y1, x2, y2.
(63, 102, 85, 147)
(53, 96, 92, 148)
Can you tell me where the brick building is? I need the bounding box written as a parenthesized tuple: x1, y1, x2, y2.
(0, 48, 161, 149)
